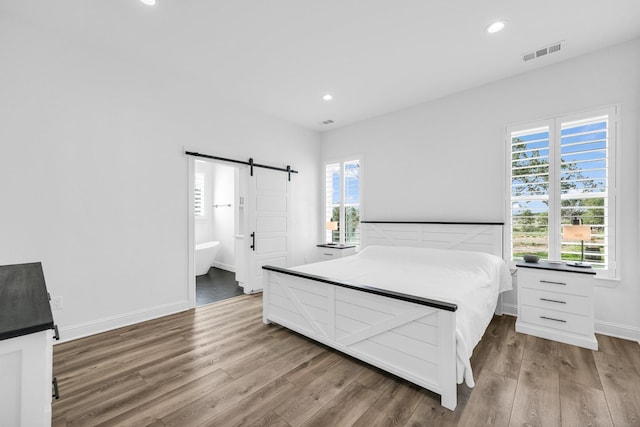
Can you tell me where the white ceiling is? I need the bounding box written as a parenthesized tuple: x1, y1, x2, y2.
(3, 1, 640, 131)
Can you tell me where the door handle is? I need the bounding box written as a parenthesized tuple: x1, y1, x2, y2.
(250, 232, 255, 251)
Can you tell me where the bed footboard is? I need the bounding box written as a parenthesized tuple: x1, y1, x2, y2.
(262, 267, 458, 410)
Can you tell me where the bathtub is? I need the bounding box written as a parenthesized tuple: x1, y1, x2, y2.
(195, 241, 220, 276)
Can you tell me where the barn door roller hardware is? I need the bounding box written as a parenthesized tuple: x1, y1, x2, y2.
(185, 151, 298, 180)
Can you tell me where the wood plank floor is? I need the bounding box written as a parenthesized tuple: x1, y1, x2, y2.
(52, 294, 640, 426)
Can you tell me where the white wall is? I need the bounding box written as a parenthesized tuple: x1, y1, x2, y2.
(211, 162, 236, 271)
(322, 38, 640, 341)
(194, 160, 237, 271)
(0, 19, 320, 341)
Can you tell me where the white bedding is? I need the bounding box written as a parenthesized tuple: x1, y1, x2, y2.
(291, 245, 512, 387)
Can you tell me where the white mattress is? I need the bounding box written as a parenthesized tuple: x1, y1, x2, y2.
(291, 245, 512, 387)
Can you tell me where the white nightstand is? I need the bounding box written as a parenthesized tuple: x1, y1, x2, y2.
(317, 244, 357, 261)
(516, 261, 597, 350)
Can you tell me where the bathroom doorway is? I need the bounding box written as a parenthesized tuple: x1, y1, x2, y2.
(190, 158, 249, 307)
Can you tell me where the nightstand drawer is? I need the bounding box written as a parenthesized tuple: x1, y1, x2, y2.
(319, 250, 339, 260)
(519, 287, 590, 316)
(317, 245, 356, 260)
(520, 305, 592, 335)
(518, 269, 592, 297)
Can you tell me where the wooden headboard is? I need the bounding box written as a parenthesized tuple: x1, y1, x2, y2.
(360, 221, 504, 259)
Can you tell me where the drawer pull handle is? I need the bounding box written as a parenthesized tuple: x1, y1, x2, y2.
(540, 315, 567, 323)
(52, 377, 60, 400)
(539, 298, 566, 304)
(323, 253, 334, 256)
(540, 280, 567, 286)
(54, 325, 60, 341)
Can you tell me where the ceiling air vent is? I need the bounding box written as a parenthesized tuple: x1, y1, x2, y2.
(536, 48, 548, 58)
(523, 41, 563, 62)
(548, 43, 562, 54)
(321, 119, 335, 126)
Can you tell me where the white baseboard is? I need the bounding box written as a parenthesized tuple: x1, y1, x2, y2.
(54, 299, 640, 346)
(502, 303, 517, 317)
(595, 319, 640, 343)
(55, 300, 190, 344)
(212, 262, 235, 273)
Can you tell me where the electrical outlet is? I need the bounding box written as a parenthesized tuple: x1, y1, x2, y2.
(51, 296, 63, 310)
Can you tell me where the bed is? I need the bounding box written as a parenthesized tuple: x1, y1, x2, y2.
(261, 221, 512, 410)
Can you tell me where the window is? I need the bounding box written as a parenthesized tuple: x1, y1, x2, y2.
(194, 172, 205, 217)
(507, 107, 616, 276)
(325, 159, 361, 245)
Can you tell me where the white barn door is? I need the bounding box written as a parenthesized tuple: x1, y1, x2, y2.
(246, 168, 291, 293)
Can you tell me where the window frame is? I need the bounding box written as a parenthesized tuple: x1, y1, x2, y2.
(324, 156, 363, 246)
(505, 106, 618, 279)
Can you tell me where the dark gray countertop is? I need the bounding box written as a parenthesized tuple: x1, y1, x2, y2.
(316, 244, 356, 249)
(0, 262, 55, 341)
(516, 260, 596, 275)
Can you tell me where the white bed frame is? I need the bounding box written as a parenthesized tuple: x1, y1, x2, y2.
(262, 221, 504, 411)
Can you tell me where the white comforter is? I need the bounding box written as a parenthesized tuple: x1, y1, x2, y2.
(291, 245, 512, 387)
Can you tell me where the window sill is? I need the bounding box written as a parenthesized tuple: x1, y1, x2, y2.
(594, 275, 621, 288)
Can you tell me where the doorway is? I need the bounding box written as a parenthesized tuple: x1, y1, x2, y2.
(189, 158, 249, 307)
(186, 152, 293, 308)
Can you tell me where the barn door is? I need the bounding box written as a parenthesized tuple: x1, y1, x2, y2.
(245, 167, 291, 293)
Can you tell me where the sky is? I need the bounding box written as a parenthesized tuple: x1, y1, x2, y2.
(511, 118, 607, 219)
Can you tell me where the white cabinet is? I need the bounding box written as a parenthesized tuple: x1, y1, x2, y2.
(0, 330, 54, 427)
(0, 263, 57, 427)
(516, 262, 597, 350)
(317, 244, 357, 261)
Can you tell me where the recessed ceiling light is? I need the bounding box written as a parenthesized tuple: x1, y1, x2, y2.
(487, 20, 506, 34)
(139, 0, 156, 5)
(322, 94, 333, 101)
